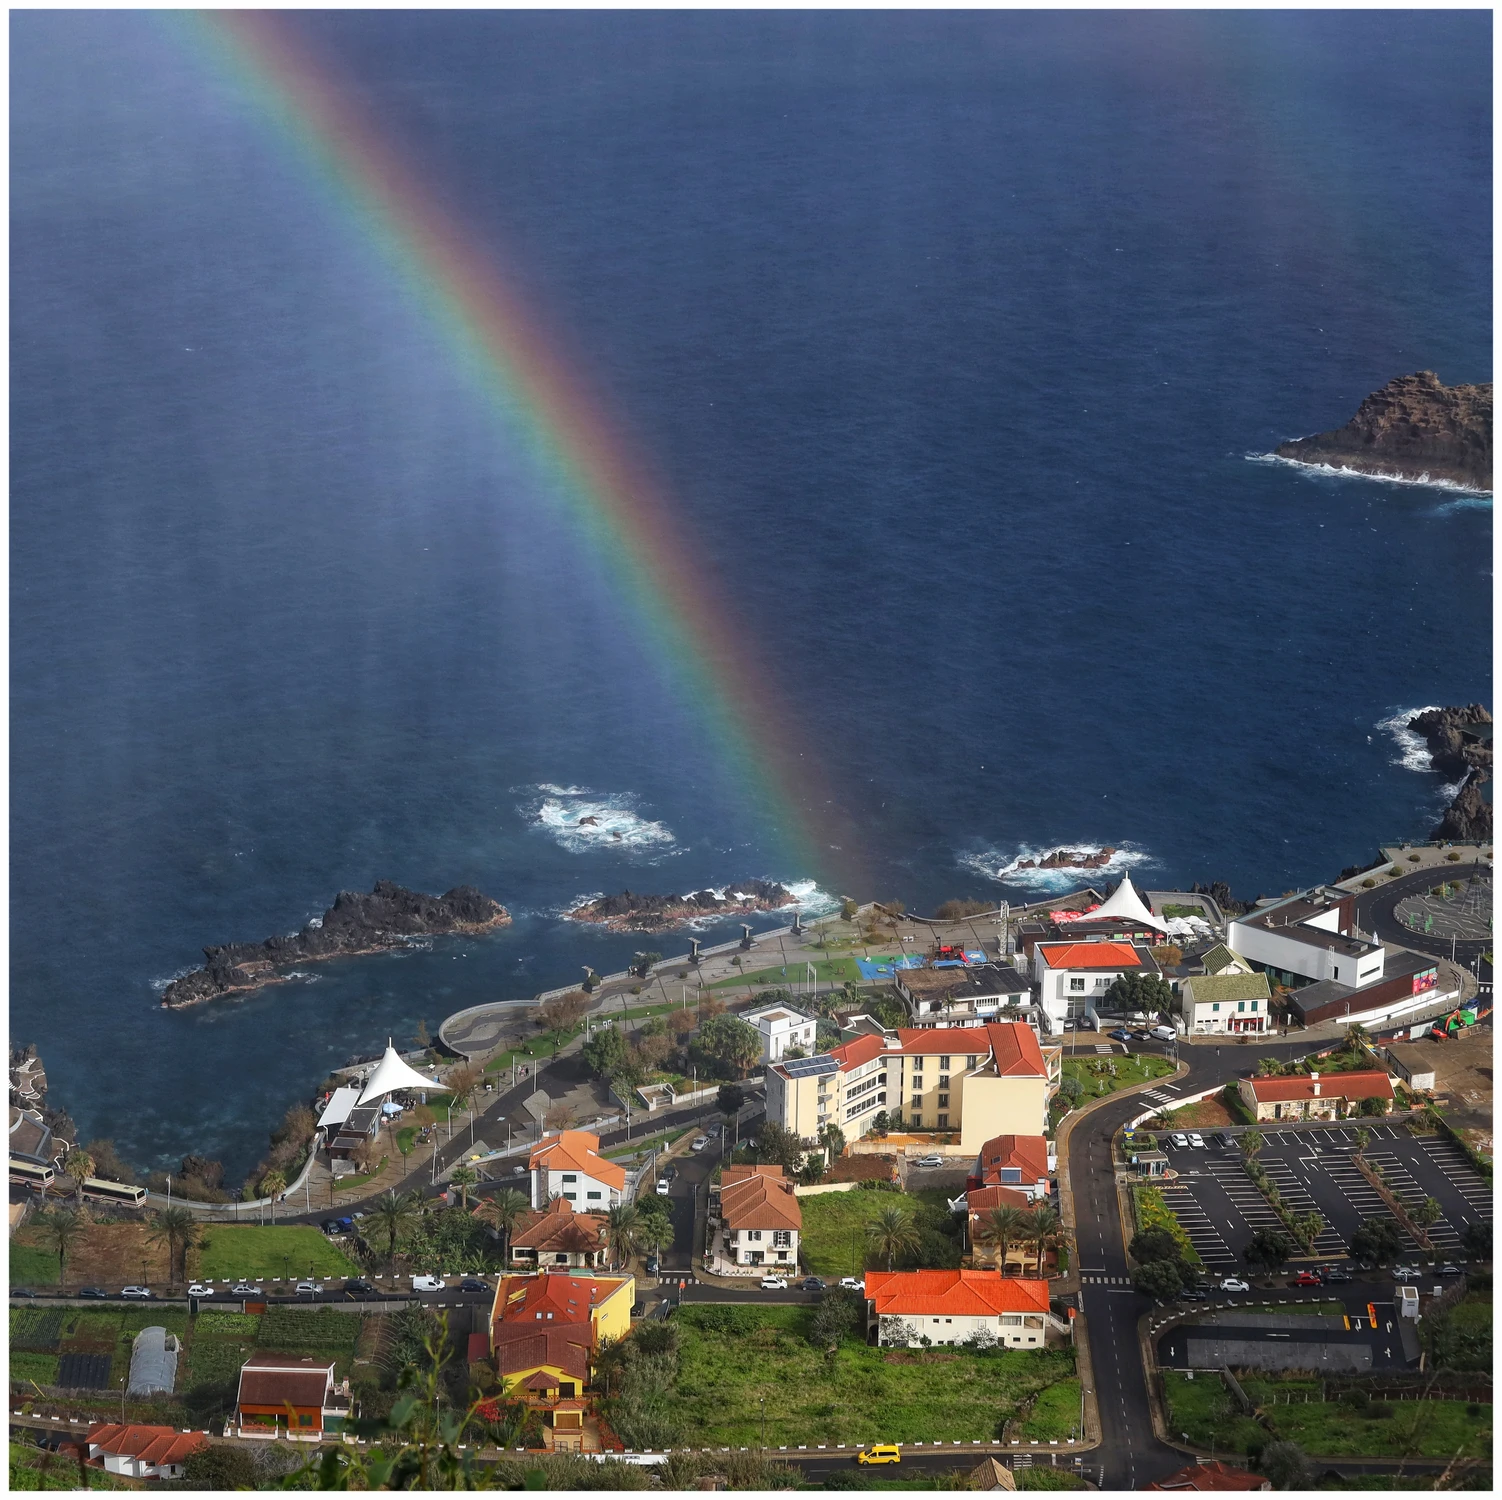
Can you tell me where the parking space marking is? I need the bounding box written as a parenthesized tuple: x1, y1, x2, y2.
(1365, 1152, 1466, 1252)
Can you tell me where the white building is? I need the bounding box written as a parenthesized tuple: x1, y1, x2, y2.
(1179, 972, 1272, 1035)
(863, 1270, 1064, 1349)
(711, 1164, 802, 1274)
(744, 1003, 818, 1063)
(1032, 940, 1162, 1029)
(528, 1130, 627, 1210)
(1227, 889, 1386, 990)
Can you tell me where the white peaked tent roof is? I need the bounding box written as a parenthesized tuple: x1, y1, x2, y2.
(1064, 874, 1168, 933)
(356, 1041, 442, 1106)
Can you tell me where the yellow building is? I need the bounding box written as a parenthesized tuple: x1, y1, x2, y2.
(488, 1270, 634, 1399)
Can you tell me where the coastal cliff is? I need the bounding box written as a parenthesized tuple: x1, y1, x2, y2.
(161, 880, 510, 1008)
(568, 879, 796, 932)
(1406, 704, 1492, 843)
(1276, 372, 1492, 491)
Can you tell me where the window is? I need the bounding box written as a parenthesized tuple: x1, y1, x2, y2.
(1069, 978, 1085, 992)
(1212, 1002, 1220, 1012)
(587, 1191, 602, 1200)
(299, 1414, 313, 1426)
(1238, 1001, 1246, 1012)
(967, 1056, 977, 1070)
(911, 1058, 924, 1072)
(910, 1116, 922, 1129)
(939, 1056, 950, 1069)
(1250, 1000, 1259, 1010)
(555, 1253, 569, 1263)
(561, 1174, 577, 1183)
(774, 1230, 791, 1247)
(911, 1096, 923, 1110)
(938, 1074, 950, 1088)
(937, 1094, 950, 1108)
(563, 1192, 577, 1201)
(750, 1229, 763, 1241)
(937, 1114, 949, 1129)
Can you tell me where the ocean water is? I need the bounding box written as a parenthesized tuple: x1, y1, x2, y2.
(11, 11, 1491, 1180)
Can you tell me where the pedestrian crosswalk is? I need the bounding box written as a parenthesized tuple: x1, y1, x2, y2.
(1140, 1086, 1179, 1107)
(1079, 1275, 1131, 1285)
(1093, 1045, 1114, 1054)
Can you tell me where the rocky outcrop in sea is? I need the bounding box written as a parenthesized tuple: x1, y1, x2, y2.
(1016, 847, 1118, 871)
(1407, 704, 1492, 843)
(568, 879, 797, 931)
(1275, 371, 1492, 491)
(161, 880, 510, 1008)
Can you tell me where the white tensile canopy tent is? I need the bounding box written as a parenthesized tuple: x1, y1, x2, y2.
(1060, 873, 1168, 934)
(355, 1040, 443, 1106)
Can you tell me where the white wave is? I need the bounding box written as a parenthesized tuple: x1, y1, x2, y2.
(282, 971, 323, 983)
(305, 915, 323, 929)
(536, 782, 590, 796)
(150, 965, 199, 994)
(1376, 707, 1445, 773)
(1246, 451, 1493, 497)
(784, 880, 841, 917)
(525, 786, 676, 854)
(958, 842, 1156, 892)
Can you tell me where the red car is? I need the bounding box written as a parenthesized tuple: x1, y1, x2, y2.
(1293, 1271, 1323, 1287)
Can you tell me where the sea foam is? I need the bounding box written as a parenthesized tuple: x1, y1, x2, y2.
(1376, 707, 1445, 774)
(959, 842, 1155, 893)
(523, 784, 677, 855)
(1246, 451, 1493, 498)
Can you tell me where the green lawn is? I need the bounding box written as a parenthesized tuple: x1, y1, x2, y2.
(667, 1304, 1076, 1446)
(195, 1224, 360, 1281)
(10, 1443, 130, 1491)
(1061, 1053, 1175, 1106)
(1160, 1370, 1267, 1456)
(709, 958, 865, 990)
(1019, 1377, 1083, 1440)
(1242, 1379, 1490, 1460)
(9, 1241, 61, 1286)
(1242, 1302, 1347, 1321)
(604, 1125, 693, 1162)
(796, 1189, 959, 1279)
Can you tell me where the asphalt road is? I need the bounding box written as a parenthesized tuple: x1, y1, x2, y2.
(1352, 863, 1493, 979)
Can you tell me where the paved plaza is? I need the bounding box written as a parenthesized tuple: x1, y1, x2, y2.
(1395, 868, 1493, 942)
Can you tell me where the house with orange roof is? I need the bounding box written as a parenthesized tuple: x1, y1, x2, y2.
(863, 1269, 1064, 1348)
(1237, 1069, 1394, 1123)
(504, 1196, 609, 1270)
(84, 1424, 207, 1480)
(234, 1354, 349, 1439)
(764, 1021, 1060, 1153)
(709, 1164, 802, 1275)
(1032, 939, 1161, 1030)
(489, 1269, 635, 1397)
(528, 1130, 628, 1210)
(1147, 1459, 1270, 1490)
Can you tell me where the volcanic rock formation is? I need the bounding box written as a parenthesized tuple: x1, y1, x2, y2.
(161, 880, 510, 1008)
(568, 879, 797, 931)
(1276, 371, 1492, 490)
(1407, 705, 1492, 844)
(1016, 847, 1118, 871)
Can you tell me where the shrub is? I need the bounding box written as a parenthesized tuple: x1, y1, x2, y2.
(1409, 853, 1422, 862)
(1361, 879, 1376, 889)
(1447, 851, 1462, 862)
(1388, 867, 1403, 877)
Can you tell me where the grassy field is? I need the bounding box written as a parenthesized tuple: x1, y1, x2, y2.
(1061, 1053, 1175, 1105)
(9, 1241, 60, 1286)
(1242, 1378, 1491, 1459)
(1160, 1370, 1268, 1456)
(10, 1443, 130, 1491)
(796, 1188, 958, 1279)
(666, 1304, 1077, 1447)
(179, 1309, 262, 1392)
(195, 1224, 360, 1280)
(709, 958, 864, 989)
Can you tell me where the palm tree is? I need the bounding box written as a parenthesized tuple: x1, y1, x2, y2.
(370, 1189, 423, 1267)
(62, 1147, 95, 1209)
(1344, 1022, 1371, 1055)
(975, 1206, 1028, 1275)
(1354, 1127, 1372, 1154)
(604, 1204, 643, 1269)
(865, 1204, 920, 1272)
(474, 1188, 532, 1267)
(147, 1206, 199, 1286)
(1240, 1129, 1265, 1160)
(1257, 1058, 1282, 1077)
(1025, 1205, 1063, 1277)
(449, 1164, 478, 1211)
(259, 1169, 287, 1225)
(36, 1208, 83, 1287)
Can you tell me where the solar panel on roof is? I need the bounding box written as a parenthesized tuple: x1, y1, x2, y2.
(780, 1054, 840, 1079)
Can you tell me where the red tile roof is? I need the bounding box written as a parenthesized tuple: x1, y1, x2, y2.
(87, 1425, 207, 1468)
(529, 1130, 627, 1189)
(1246, 1071, 1393, 1103)
(507, 1197, 608, 1254)
(896, 1027, 989, 1054)
(491, 1323, 592, 1383)
(1037, 941, 1142, 970)
(983, 1024, 1050, 1078)
(236, 1355, 336, 1412)
(965, 1184, 1033, 1215)
(827, 1034, 888, 1070)
(865, 1269, 1052, 1317)
(1147, 1460, 1270, 1490)
(494, 1270, 630, 1328)
(719, 1164, 803, 1232)
(976, 1134, 1050, 1183)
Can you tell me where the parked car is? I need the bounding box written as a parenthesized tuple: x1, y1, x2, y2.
(1215, 1133, 1236, 1149)
(1187, 1133, 1206, 1149)
(1219, 1278, 1250, 1292)
(188, 1283, 214, 1297)
(913, 1154, 945, 1168)
(459, 1278, 490, 1294)
(1150, 1026, 1177, 1042)
(839, 1277, 865, 1292)
(1179, 1288, 1208, 1302)
(230, 1283, 262, 1296)
(120, 1286, 154, 1300)
(12, 1288, 37, 1298)
(691, 1135, 711, 1152)
(1292, 1271, 1323, 1287)
(645, 1258, 660, 1276)
(295, 1281, 324, 1298)
(411, 1275, 445, 1292)
(1170, 1133, 1191, 1149)
(343, 1279, 375, 1297)
(78, 1287, 110, 1299)
(1321, 1267, 1352, 1283)
(760, 1275, 789, 1290)
(631, 1300, 646, 1318)
(798, 1276, 826, 1292)
(1391, 1267, 1420, 1282)
(857, 1445, 901, 1466)
(655, 1179, 671, 1196)
(1108, 1028, 1134, 1043)
(1438, 1264, 1464, 1277)
(321, 1217, 354, 1235)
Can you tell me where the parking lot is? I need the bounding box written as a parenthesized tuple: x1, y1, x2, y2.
(1157, 1124, 1491, 1271)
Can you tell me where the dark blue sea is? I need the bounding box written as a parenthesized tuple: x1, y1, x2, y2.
(11, 11, 1491, 1181)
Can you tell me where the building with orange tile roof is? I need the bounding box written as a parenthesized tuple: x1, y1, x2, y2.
(1147, 1459, 1270, 1490)
(234, 1354, 349, 1439)
(528, 1129, 627, 1210)
(863, 1269, 1062, 1348)
(711, 1164, 802, 1273)
(503, 1196, 609, 1269)
(1032, 940, 1160, 1030)
(84, 1424, 207, 1480)
(1238, 1069, 1394, 1122)
(488, 1269, 635, 1398)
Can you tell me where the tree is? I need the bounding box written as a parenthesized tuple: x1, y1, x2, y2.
(1025, 1205, 1063, 1276)
(634, 1198, 673, 1256)
(442, 1063, 483, 1122)
(1240, 1129, 1265, 1160)
(448, 1164, 479, 1211)
(604, 1204, 643, 1268)
(474, 1188, 531, 1264)
(84, 1139, 138, 1186)
(542, 1102, 578, 1133)
(1460, 1219, 1491, 1259)
(181, 1442, 259, 1490)
(34, 1208, 83, 1285)
(1413, 1196, 1443, 1229)
(1354, 1127, 1372, 1153)
(1244, 1228, 1293, 1273)
(717, 1083, 746, 1121)
(820, 1122, 847, 1160)
(755, 1122, 814, 1173)
(1295, 1212, 1326, 1250)
(975, 1206, 1029, 1274)
(258, 1168, 287, 1224)
(62, 1146, 95, 1208)
(534, 991, 589, 1046)
(1357, 1095, 1389, 1117)
(1131, 1259, 1183, 1300)
(582, 1025, 630, 1079)
(632, 952, 663, 979)
(869, 1111, 890, 1139)
(809, 1287, 863, 1346)
(1258, 1440, 1311, 1490)
(1129, 1229, 1181, 1266)
(1344, 1021, 1372, 1053)
(1349, 1217, 1403, 1266)
(147, 1206, 200, 1285)
(1256, 1058, 1282, 1077)
(370, 1189, 423, 1266)
(1102, 972, 1175, 1017)
(692, 1015, 762, 1080)
(1057, 1076, 1084, 1106)
(866, 1204, 921, 1272)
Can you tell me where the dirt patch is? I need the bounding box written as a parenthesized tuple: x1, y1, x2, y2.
(825, 1154, 899, 1184)
(16, 1218, 172, 1287)
(1163, 1098, 1232, 1129)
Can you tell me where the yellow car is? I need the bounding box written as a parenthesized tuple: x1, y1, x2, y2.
(856, 1445, 901, 1466)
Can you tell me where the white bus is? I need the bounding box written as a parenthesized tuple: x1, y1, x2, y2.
(81, 1177, 148, 1207)
(9, 1159, 55, 1191)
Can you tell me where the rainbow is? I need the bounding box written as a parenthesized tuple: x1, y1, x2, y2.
(173, 10, 857, 888)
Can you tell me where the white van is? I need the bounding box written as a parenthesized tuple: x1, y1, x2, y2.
(1150, 1025, 1177, 1042)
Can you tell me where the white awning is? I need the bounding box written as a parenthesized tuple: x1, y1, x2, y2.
(356, 1041, 442, 1105)
(317, 1085, 362, 1131)
(1058, 874, 1168, 933)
